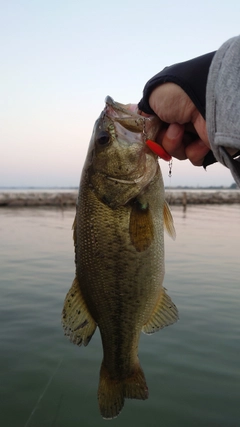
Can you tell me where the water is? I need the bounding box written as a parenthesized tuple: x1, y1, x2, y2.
(1, 205, 240, 427)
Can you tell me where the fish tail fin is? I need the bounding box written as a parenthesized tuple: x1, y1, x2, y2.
(98, 361, 148, 419)
(124, 360, 148, 400)
(98, 364, 125, 420)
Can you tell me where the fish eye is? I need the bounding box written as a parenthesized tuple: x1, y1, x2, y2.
(96, 131, 110, 146)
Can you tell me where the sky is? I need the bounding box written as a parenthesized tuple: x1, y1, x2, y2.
(1, 0, 240, 188)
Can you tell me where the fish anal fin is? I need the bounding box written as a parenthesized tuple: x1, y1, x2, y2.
(142, 287, 179, 334)
(164, 201, 176, 240)
(62, 277, 97, 346)
(98, 361, 148, 420)
(129, 201, 154, 252)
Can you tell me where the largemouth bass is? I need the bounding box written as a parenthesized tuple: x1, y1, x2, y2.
(62, 96, 178, 419)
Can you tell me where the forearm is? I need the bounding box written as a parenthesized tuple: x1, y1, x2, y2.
(206, 36, 240, 186)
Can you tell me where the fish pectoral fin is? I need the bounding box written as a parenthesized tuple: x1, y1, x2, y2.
(62, 277, 97, 346)
(98, 360, 148, 420)
(142, 287, 179, 334)
(129, 200, 154, 252)
(163, 201, 176, 240)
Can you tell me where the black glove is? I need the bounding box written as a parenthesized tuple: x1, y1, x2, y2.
(138, 52, 217, 168)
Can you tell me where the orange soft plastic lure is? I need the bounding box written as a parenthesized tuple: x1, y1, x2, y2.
(146, 139, 172, 161)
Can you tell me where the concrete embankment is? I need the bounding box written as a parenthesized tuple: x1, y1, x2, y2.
(1, 190, 240, 207)
(165, 190, 240, 205)
(0, 191, 78, 207)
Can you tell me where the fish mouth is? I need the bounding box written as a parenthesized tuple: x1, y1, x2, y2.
(101, 96, 160, 190)
(104, 96, 145, 134)
(104, 96, 162, 141)
(105, 96, 137, 115)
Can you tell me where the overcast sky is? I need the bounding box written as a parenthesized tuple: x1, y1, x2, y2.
(1, 0, 240, 188)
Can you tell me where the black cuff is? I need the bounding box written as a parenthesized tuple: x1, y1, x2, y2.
(138, 51, 215, 119)
(138, 51, 217, 167)
(202, 151, 217, 168)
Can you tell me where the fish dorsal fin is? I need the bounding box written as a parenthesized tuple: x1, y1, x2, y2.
(142, 287, 178, 334)
(62, 277, 97, 346)
(163, 201, 176, 240)
(129, 201, 154, 252)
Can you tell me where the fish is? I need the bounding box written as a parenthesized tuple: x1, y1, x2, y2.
(62, 96, 178, 419)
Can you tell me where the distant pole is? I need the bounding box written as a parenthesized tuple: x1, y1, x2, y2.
(182, 192, 187, 212)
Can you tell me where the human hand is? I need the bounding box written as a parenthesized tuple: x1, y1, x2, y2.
(146, 83, 211, 166)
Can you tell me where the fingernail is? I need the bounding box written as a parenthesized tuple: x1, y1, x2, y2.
(166, 123, 181, 138)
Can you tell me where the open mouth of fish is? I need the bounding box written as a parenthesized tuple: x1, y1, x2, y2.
(104, 96, 172, 162)
(104, 96, 146, 133)
(103, 96, 158, 185)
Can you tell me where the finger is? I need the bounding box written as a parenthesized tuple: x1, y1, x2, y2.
(158, 123, 187, 160)
(185, 139, 210, 166)
(149, 83, 195, 124)
(192, 113, 210, 147)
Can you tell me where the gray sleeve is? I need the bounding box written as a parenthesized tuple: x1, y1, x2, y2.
(206, 36, 240, 186)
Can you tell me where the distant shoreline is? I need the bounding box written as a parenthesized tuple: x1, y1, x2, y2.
(1, 189, 240, 207)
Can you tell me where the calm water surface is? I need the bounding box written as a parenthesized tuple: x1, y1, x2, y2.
(1, 205, 240, 427)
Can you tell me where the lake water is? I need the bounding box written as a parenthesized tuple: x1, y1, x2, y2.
(1, 205, 240, 427)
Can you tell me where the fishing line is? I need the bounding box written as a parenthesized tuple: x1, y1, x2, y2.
(51, 393, 63, 427)
(168, 159, 173, 178)
(23, 357, 63, 427)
